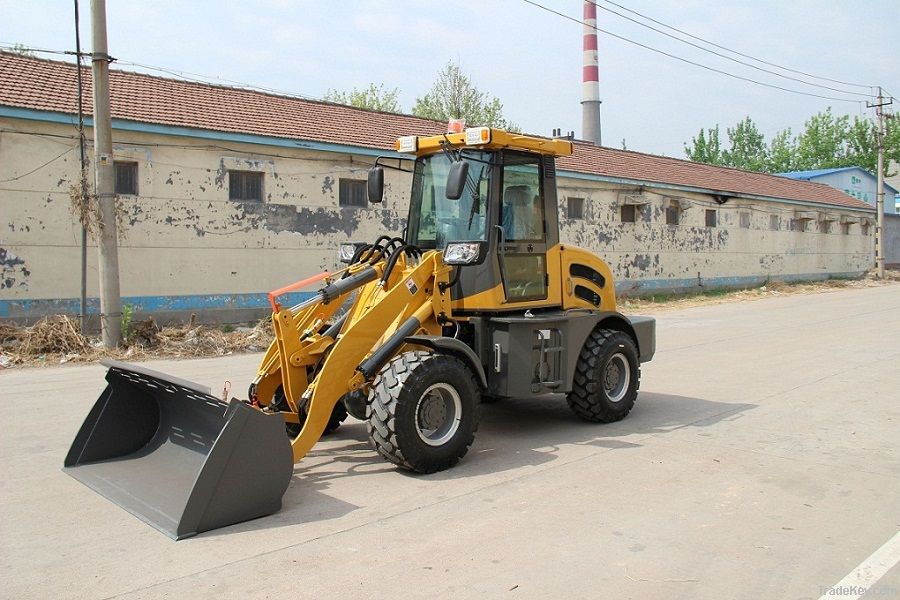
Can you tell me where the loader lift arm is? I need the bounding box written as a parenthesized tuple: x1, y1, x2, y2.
(281, 249, 453, 463)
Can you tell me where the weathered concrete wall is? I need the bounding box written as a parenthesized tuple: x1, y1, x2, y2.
(885, 214, 900, 269)
(0, 119, 411, 324)
(0, 117, 875, 324)
(556, 181, 873, 295)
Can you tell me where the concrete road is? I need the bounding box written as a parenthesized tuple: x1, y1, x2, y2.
(2, 285, 899, 600)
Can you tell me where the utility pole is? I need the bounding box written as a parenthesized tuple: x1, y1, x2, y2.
(868, 87, 893, 279)
(74, 0, 88, 334)
(91, 0, 122, 346)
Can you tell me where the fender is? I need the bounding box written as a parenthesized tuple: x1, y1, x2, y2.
(405, 335, 488, 389)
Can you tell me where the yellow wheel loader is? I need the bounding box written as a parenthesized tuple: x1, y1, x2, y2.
(64, 127, 656, 539)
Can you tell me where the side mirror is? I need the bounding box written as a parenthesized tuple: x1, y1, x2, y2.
(367, 167, 384, 204)
(445, 161, 469, 200)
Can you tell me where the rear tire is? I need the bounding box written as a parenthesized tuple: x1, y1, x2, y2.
(367, 350, 480, 473)
(567, 328, 640, 423)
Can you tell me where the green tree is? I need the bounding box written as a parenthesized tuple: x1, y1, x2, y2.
(323, 83, 401, 113)
(723, 117, 767, 171)
(886, 116, 900, 175)
(684, 125, 724, 165)
(413, 61, 518, 130)
(766, 128, 798, 173)
(686, 108, 899, 176)
(844, 116, 877, 172)
(796, 107, 850, 170)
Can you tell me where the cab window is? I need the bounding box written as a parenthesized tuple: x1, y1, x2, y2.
(500, 158, 543, 242)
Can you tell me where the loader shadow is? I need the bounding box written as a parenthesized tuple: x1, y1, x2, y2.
(211, 392, 755, 536)
(425, 391, 757, 480)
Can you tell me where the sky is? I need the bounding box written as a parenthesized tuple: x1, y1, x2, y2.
(1, 0, 897, 158)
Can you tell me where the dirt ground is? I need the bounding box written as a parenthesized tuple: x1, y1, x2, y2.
(2, 270, 897, 370)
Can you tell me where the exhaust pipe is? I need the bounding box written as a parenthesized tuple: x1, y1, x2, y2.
(64, 360, 293, 539)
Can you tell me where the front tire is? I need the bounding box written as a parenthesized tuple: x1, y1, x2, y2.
(367, 350, 480, 473)
(567, 328, 640, 423)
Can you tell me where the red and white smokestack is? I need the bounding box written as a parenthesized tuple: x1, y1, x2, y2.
(581, 1, 602, 145)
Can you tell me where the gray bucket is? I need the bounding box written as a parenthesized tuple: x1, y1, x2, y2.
(64, 360, 293, 540)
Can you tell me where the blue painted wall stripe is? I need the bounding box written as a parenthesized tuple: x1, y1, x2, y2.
(0, 291, 316, 318)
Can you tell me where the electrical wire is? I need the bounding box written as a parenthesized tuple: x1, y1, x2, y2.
(0, 41, 75, 57)
(586, 0, 873, 98)
(590, 0, 876, 90)
(521, 0, 865, 104)
(0, 146, 74, 182)
(0, 43, 324, 102)
(0, 128, 387, 168)
(114, 60, 321, 101)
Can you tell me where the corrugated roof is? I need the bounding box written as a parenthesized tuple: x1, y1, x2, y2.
(0, 52, 872, 211)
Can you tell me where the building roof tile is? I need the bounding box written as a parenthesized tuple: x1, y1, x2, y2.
(0, 52, 872, 211)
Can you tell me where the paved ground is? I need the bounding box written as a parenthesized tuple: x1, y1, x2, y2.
(2, 285, 899, 600)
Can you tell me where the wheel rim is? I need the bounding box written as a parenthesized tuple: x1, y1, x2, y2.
(414, 383, 462, 446)
(604, 353, 630, 403)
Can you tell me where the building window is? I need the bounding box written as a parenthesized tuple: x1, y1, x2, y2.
(705, 209, 717, 227)
(229, 171, 263, 201)
(790, 219, 805, 232)
(621, 204, 637, 223)
(770, 215, 780, 231)
(739, 212, 750, 229)
(841, 223, 851, 235)
(820, 221, 831, 234)
(114, 161, 138, 195)
(567, 197, 584, 220)
(862, 223, 870, 236)
(665, 206, 679, 225)
(339, 179, 367, 208)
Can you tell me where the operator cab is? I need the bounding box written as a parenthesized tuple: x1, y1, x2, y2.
(367, 127, 573, 312)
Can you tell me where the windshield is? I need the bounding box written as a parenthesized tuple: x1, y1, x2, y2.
(408, 151, 491, 250)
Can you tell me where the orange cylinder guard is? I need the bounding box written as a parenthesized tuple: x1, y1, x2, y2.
(268, 271, 331, 312)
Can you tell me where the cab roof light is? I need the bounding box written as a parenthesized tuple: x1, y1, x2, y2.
(465, 127, 491, 145)
(447, 118, 466, 133)
(396, 136, 418, 153)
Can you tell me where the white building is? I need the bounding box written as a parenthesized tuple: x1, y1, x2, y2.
(0, 52, 876, 324)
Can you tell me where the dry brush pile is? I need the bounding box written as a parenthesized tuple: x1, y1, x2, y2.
(0, 314, 273, 368)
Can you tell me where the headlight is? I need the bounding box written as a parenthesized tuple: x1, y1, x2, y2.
(338, 242, 364, 264)
(444, 241, 483, 265)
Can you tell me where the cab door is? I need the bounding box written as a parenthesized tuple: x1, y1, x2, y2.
(498, 153, 549, 302)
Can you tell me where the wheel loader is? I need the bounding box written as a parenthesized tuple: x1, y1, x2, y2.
(64, 127, 655, 539)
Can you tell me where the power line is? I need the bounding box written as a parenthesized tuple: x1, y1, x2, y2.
(0, 41, 74, 57)
(114, 60, 321, 101)
(0, 43, 323, 102)
(591, 0, 876, 91)
(587, 0, 874, 98)
(0, 146, 74, 182)
(522, 0, 864, 104)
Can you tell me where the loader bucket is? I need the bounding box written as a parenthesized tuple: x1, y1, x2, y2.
(64, 360, 293, 540)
